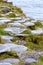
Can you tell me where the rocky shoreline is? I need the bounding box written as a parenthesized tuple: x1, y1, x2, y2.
(0, 1, 43, 65)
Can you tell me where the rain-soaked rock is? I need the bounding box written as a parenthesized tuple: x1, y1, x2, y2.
(31, 28, 43, 34)
(0, 43, 27, 53)
(23, 22, 35, 27)
(0, 63, 12, 65)
(4, 27, 26, 34)
(1, 35, 13, 43)
(0, 58, 20, 64)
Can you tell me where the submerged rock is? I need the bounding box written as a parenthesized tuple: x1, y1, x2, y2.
(0, 58, 20, 64)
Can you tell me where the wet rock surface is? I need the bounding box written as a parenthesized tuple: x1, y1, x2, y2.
(0, 19, 11, 25)
(0, 1, 43, 65)
(0, 43, 27, 53)
(0, 58, 20, 64)
(4, 27, 26, 34)
(0, 16, 43, 64)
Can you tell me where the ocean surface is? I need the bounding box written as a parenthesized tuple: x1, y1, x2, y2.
(8, 0, 43, 20)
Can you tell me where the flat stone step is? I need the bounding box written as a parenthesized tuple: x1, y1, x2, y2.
(1, 12, 12, 16)
(8, 22, 24, 27)
(31, 28, 43, 34)
(0, 58, 20, 64)
(0, 63, 12, 65)
(1, 35, 13, 40)
(0, 43, 27, 53)
(23, 22, 35, 26)
(1, 35, 13, 43)
(0, 19, 11, 25)
(16, 34, 29, 37)
(24, 58, 37, 63)
(4, 27, 26, 34)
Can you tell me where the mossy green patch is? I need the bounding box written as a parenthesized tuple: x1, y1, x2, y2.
(0, 51, 18, 59)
